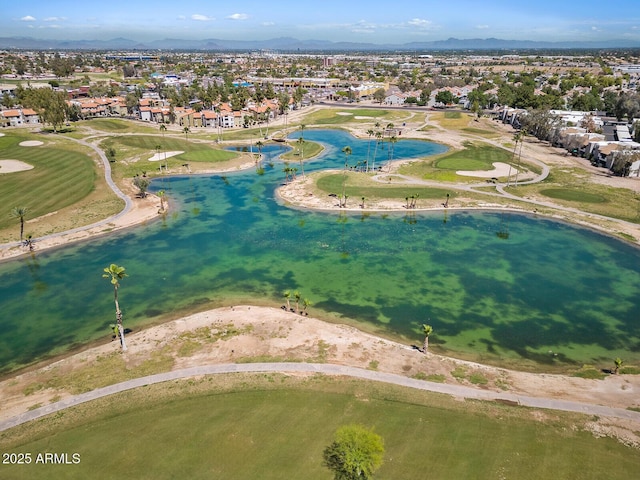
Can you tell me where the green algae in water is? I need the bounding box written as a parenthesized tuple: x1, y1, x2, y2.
(0, 132, 638, 373)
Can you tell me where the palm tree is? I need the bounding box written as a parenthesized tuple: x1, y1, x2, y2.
(283, 290, 291, 311)
(614, 357, 623, 374)
(299, 123, 306, 141)
(10, 206, 28, 243)
(302, 298, 312, 315)
(294, 290, 301, 313)
(366, 129, 375, 171)
(422, 324, 433, 354)
(341, 146, 352, 207)
(372, 131, 383, 172)
(102, 264, 128, 351)
(387, 135, 398, 173)
(508, 129, 525, 187)
(183, 126, 190, 141)
(157, 190, 166, 212)
(297, 137, 305, 177)
(155, 144, 162, 171)
(255, 140, 264, 168)
(514, 129, 526, 187)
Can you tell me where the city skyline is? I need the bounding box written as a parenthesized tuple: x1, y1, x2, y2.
(2, 0, 640, 45)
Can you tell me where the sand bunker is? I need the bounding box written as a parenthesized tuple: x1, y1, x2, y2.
(19, 140, 44, 147)
(0, 160, 34, 173)
(457, 162, 516, 178)
(336, 112, 353, 116)
(149, 151, 184, 162)
(355, 116, 374, 120)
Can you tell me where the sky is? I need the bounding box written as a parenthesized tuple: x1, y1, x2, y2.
(2, 0, 640, 44)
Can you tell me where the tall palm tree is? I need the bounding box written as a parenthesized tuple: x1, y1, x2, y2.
(372, 131, 382, 171)
(366, 128, 375, 171)
(10, 206, 28, 243)
(299, 123, 306, 141)
(157, 190, 166, 212)
(341, 146, 352, 207)
(297, 137, 305, 177)
(422, 324, 433, 354)
(102, 264, 128, 351)
(387, 135, 398, 173)
(514, 129, 526, 187)
(183, 126, 190, 141)
(255, 140, 264, 170)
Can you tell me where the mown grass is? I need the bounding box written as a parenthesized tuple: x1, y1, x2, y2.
(540, 188, 607, 204)
(100, 135, 238, 178)
(302, 108, 407, 126)
(280, 139, 324, 160)
(400, 142, 514, 182)
(78, 118, 161, 134)
(1, 376, 637, 480)
(0, 132, 97, 232)
(316, 172, 454, 202)
(508, 169, 640, 224)
(430, 111, 473, 129)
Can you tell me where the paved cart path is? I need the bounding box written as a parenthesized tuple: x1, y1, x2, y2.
(2, 362, 638, 432)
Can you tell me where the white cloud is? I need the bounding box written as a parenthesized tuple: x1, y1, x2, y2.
(476, 25, 490, 30)
(44, 17, 66, 22)
(408, 18, 432, 28)
(228, 13, 248, 21)
(21, 15, 36, 22)
(177, 15, 186, 20)
(191, 14, 214, 22)
(352, 28, 375, 34)
(262, 22, 275, 26)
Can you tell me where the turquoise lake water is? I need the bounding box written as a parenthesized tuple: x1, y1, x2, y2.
(0, 129, 639, 372)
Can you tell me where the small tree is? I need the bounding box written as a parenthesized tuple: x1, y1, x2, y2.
(133, 176, 150, 198)
(10, 206, 28, 243)
(323, 424, 384, 480)
(102, 264, 128, 351)
(422, 324, 433, 354)
(614, 357, 623, 375)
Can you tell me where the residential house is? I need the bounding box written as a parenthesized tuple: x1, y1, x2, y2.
(0, 108, 40, 126)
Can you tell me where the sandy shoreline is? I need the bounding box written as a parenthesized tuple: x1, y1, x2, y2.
(1, 305, 638, 443)
(0, 193, 163, 261)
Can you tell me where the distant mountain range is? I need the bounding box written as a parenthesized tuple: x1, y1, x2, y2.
(1, 36, 639, 51)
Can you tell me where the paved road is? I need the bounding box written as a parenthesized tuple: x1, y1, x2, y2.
(2, 362, 638, 432)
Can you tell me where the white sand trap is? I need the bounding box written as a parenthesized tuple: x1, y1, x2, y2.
(0, 160, 34, 173)
(457, 162, 516, 178)
(148, 151, 184, 162)
(354, 116, 374, 120)
(19, 140, 44, 147)
(336, 112, 353, 116)
(0, 133, 5, 137)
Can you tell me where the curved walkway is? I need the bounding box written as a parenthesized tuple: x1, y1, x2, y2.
(0, 136, 133, 251)
(1, 362, 638, 433)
